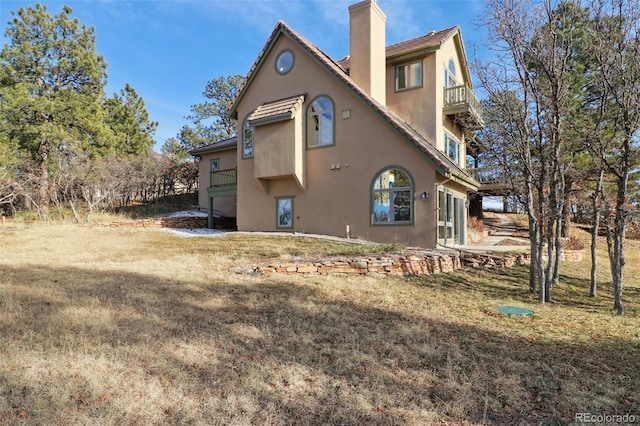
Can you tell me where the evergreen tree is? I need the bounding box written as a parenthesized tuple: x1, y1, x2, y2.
(0, 4, 109, 217)
(104, 83, 158, 156)
(179, 75, 243, 149)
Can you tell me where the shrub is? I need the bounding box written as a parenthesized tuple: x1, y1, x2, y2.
(563, 235, 586, 250)
(468, 217, 485, 234)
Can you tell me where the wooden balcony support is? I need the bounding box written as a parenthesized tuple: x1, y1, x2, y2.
(207, 168, 238, 229)
(466, 166, 509, 192)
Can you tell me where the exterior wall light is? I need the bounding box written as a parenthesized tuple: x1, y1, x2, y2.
(421, 191, 429, 200)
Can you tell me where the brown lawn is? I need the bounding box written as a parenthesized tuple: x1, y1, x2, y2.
(0, 222, 638, 425)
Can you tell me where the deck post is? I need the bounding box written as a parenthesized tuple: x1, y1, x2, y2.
(208, 196, 214, 229)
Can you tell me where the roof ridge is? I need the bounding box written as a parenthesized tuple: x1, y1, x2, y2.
(385, 25, 459, 51)
(229, 20, 474, 183)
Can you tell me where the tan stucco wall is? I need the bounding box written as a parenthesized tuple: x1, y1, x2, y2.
(438, 35, 467, 162)
(253, 115, 305, 189)
(349, 0, 386, 104)
(385, 53, 439, 145)
(236, 35, 444, 247)
(385, 35, 470, 169)
(196, 148, 237, 217)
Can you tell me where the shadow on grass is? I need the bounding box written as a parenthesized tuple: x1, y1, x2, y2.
(1, 264, 638, 425)
(112, 193, 198, 219)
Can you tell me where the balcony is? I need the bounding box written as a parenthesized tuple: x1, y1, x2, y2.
(443, 84, 485, 130)
(466, 166, 508, 193)
(208, 168, 237, 197)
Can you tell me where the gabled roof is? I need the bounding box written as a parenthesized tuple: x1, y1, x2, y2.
(336, 26, 459, 69)
(229, 21, 478, 189)
(337, 25, 473, 89)
(189, 136, 236, 156)
(247, 94, 306, 126)
(386, 26, 459, 58)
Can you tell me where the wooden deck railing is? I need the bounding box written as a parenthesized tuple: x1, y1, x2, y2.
(466, 166, 508, 186)
(210, 167, 237, 187)
(443, 84, 485, 129)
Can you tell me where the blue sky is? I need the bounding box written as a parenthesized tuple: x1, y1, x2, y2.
(1, 0, 488, 151)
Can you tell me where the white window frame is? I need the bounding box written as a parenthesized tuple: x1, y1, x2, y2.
(444, 132, 461, 166)
(445, 58, 458, 88)
(396, 60, 423, 91)
(438, 189, 466, 246)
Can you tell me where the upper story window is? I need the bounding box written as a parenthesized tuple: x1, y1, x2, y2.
(210, 159, 219, 172)
(396, 60, 423, 91)
(444, 132, 461, 165)
(445, 59, 458, 88)
(275, 49, 295, 75)
(372, 167, 413, 225)
(307, 96, 334, 148)
(242, 117, 254, 158)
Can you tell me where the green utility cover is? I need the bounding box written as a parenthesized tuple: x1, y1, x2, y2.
(495, 306, 534, 316)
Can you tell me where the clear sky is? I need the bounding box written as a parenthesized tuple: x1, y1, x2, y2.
(1, 0, 488, 151)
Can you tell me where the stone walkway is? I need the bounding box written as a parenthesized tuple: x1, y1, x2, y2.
(461, 213, 530, 254)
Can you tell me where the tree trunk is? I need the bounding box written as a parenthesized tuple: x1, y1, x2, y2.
(590, 169, 604, 297)
(611, 178, 627, 315)
(38, 138, 51, 219)
(529, 220, 539, 293)
(561, 175, 573, 238)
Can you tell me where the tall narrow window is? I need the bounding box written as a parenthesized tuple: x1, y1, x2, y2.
(438, 190, 465, 245)
(396, 60, 423, 91)
(444, 133, 461, 165)
(444, 59, 459, 105)
(372, 167, 413, 225)
(307, 96, 334, 148)
(242, 117, 254, 158)
(445, 59, 457, 87)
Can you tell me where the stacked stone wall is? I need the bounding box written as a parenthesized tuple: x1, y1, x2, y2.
(110, 217, 208, 229)
(237, 252, 531, 277)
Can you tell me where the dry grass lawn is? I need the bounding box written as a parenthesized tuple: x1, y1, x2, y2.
(0, 223, 638, 425)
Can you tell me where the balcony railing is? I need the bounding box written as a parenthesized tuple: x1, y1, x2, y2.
(466, 166, 508, 188)
(443, 84, 485, 130)
(210, 167, 237, 188)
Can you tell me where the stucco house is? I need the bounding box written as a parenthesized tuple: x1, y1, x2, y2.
(192, 0, 483, 248)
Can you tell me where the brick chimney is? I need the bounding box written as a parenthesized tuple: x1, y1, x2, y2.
(349, 0, 386, 105)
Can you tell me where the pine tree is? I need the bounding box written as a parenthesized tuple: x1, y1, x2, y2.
(0, 4, 109, 217)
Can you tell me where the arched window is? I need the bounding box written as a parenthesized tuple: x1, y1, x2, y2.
(242, 116, 254, 158)
(445, 58, 458, 88)
(449, 59, 456, 77)
(307, 96, 334, 148)
(372, 167, 413, 224)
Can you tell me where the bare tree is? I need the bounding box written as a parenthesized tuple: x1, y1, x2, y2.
(586, 0, 640, 315)
(477, 0, 579, 302)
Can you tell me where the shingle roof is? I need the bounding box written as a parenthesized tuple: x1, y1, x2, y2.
(229, 21, 478, 189)
(189, 136, 236, 155)
(337, 26, 459, 70)
(387, 26, 459, 58)
(247, 94, 306, 126)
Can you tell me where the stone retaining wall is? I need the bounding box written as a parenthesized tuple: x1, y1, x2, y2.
(237, 252, 531, 277)
(110, 217, 208, 229)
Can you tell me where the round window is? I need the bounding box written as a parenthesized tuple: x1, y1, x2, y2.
(275, 50, 294, 75)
